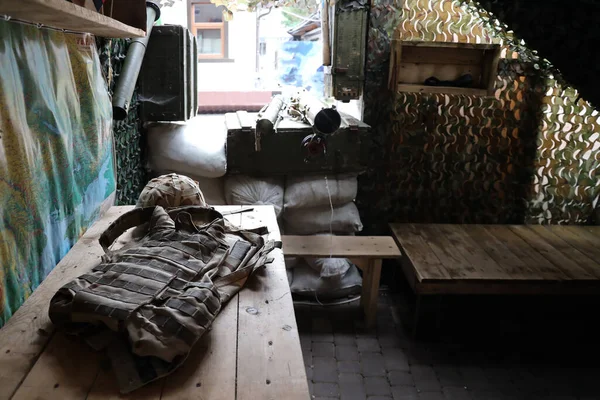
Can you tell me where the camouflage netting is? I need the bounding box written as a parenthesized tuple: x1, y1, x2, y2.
(97, 38, 147, 206)
(359, 0, 600, 233)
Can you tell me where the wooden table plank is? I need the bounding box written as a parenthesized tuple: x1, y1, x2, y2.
(483, 225, 570, 281)
(86, 369, 163, 400)
(461, 225, 542, 279)
(0, 206, 131, 400)
(281, 235, 401, 258)
(389, 224, 450, 281)
(527, 226, 600, 280)
(0, 0, 146, 38)
(409, 224, 485, 280)
(161, 296, 238, 400)
(435, 224, 513, 280)
(509, 226, 597, 280)
(11, 333, 100, 400)
(235, 207, 310, 400)
(544, 226, 600, 263)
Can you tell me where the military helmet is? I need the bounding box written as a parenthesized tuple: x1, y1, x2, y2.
(136, 173, 206, 208)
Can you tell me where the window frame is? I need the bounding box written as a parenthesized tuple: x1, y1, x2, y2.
(189, 0, 228, 61)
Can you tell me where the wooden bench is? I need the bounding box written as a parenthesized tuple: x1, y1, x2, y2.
(282, 235, 402, 328)
(390, 223, 600, 335)
(0, 205, 310, 400)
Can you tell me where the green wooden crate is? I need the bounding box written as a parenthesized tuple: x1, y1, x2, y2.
(225, 111, 370, 176)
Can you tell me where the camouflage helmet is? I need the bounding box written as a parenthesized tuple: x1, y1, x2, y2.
(136, 173, 206, 208)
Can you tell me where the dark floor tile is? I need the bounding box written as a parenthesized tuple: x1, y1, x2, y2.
(337, 344, 359, 361)
(391, 385, 419, 400)
(442, 387, 472, 400)
(410, 365, 437, 382)
(365, 376, 392, 396)
(314, 357, 338, 383)
(418, 392, 444, 400)
(340, 380, 367, 400)
(415, 379, 442, 393)
(358, 337, 382, 353)
(388, 371, 414, 386)
(313, 342, 335, 358)
(384, 348, 410, 371)
(314, 382, 340, 397)
(361, 353, 387, 377)
(335, 332, 357, 346)
(338, 360, 362, 374)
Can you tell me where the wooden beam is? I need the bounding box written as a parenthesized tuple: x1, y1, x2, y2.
(0, 0, 146, 38)
(360, 259, 382, 329)
(396, 84, 489, 97)
(281, 235, 402, 259)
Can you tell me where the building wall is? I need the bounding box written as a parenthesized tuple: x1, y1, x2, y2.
(160, 4, 257, 92)
(358, 0, 600, 233)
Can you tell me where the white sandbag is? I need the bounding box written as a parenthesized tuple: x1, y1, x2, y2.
(151, 170, 226, 205)
(290, 261, 362, 300)
(146, 115, 227, 178)
(284, 174, 358, 209)
(283, 202, 363, 235)
(224, 175, 285, 217)
(305, 257, 351, 279)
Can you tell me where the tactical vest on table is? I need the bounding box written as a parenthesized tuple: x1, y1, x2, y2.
(49, 206, 280, 393)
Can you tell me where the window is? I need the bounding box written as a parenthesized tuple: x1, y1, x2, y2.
(189, 1, 228, 60)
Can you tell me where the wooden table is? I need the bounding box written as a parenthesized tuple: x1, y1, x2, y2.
(390, 223, 600, 295)
(0, 205, 310, 400)
(390, 223, 600, 336)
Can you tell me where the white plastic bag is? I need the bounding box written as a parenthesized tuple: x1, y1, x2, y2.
(290, 261, 362, 300)
(305, 257, 352, 279)
(284, 174, 358, 209)
(283, 202, 363, 235)
(146, 115, 227, 178)
(224, 175, 285, 217)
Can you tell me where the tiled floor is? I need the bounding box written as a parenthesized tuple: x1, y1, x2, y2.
(295, 289, 600, 400)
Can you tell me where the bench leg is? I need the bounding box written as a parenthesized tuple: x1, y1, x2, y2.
(360, 258, 382, 329)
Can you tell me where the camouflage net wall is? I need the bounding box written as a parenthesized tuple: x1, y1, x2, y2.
(358, 0, 600, 234)
(97, 38, 147, 205)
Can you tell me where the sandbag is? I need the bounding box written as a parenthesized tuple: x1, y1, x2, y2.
(290, 261, 362, 300)
(146, 116, 227, 178)
(224, 175, 284, 217)
(283, 202, 363, 235)
(305, 257, 351, 279)
(152, 170, 226, 205)
(284, 174, 358, 209)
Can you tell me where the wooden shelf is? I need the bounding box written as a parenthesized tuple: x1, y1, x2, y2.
(396, 84, 489, 97)
(0, 0, 146, 38)
(389, 40, 501, 97)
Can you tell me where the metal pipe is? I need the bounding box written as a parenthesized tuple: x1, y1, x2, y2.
(112, 1, 161, 121)
(256, 95, 284, 134)
(322, 0, 331, 66)
(299, 91, 341, 134)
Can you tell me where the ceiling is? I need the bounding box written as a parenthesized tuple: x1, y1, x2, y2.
(477, 0, 600, 107)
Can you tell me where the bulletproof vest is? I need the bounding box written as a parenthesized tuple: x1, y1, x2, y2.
(49, 206, 280, 393)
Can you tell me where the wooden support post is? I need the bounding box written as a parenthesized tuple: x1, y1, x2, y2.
(360, 258, 382, 329)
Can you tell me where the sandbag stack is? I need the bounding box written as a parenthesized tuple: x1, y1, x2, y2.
(223, 175, 285, 218)
(145, 115, 228, 205)
(283, 174, 363, 301)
